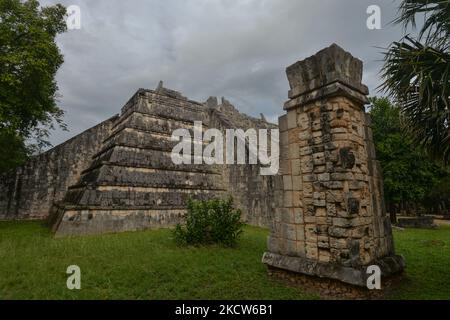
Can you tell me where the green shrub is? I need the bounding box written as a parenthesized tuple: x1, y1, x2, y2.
(174, 197, 244, 247)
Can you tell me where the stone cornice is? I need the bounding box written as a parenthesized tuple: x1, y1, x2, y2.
(284, 43, 369, 109)
(284, 81, 369, 110)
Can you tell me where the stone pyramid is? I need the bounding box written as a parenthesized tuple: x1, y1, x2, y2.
(49, 84, 227, 236)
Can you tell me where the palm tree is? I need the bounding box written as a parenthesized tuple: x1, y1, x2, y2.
(381, 0, 450, 164)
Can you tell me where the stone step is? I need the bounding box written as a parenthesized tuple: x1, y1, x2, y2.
(78, 165, 225, 189)
(85, 147, 222, 174)
(91, 133, 218, 167)
(63, 186, 227, 207)
(113, 107, 208, 132)
(146, 92, 206, 112)
(134, 98, 209, 125)
(55, 207, 187, 237)
(99, 128, 189, 155)
(58, 204, 187, 210)
(121, 90, 205, 114)
(95, 128, 209, 159)
(109, 112, 206, 141)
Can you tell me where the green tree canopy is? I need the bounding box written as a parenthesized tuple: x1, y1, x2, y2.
(369, 97, 449, 216)
(0, 0, 66, 173)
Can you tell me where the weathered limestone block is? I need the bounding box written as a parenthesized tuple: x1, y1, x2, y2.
(64, 187, 225, 208)
(111, 112, 203, 137)
(90, 147, 220, 174)
(54, 208, 187, 237)
(119, 91, 209, 126)
(79, 166, 224, 189)
(263, 44, 404, 287)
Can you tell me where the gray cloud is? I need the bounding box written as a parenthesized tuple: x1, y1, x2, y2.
(40, 0, 405, 146)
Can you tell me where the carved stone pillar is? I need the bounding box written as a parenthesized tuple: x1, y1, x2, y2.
(262, 44, 404, 287)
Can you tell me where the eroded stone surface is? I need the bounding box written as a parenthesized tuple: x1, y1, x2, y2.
(263, 44, 404, 287)
(0, 116, 117, 220)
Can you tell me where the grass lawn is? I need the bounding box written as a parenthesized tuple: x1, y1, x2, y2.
(0, 221, 449, 300)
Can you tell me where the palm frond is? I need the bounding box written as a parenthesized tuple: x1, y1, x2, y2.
(380, 36, 450, 164)
(394, 0, 450, 46)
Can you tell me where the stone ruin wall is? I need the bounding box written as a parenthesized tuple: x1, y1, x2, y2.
(0, 87, 277, 229)
(0, 116, 118, 220)
(208, 97, 281, 228)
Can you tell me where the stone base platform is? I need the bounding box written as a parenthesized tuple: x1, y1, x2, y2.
(262, 252, 405, 288)
(397, 216, 437, 229)
(267, 266, 404, 300)
(49, 205, 185, 237)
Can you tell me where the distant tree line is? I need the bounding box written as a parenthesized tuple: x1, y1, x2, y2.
(369, 97, 450, 221)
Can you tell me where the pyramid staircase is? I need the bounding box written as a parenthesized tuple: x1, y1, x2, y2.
(50, 85, 227, 236)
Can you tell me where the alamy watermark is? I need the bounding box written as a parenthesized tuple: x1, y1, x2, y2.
(366, 5, 381, 30)
(366, 265, 381, 290)
(66, 265, 81, 290)
(66, 5, 81, 30)
(171, 121, 279, 176)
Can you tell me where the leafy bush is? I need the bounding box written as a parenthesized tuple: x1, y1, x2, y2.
(174, 197, 243, 247)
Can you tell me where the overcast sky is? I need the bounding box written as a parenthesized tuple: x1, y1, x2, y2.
(40, 0, 405, 146)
